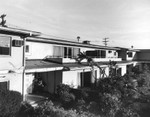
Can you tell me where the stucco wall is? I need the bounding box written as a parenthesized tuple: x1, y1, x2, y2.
(25, 73, 34, 95)
(63, 71, 80, 88)
(0, 35, 23, 71)
(106, 50, 118, 58)
(0, 73, 22, 93)
(26, 41, 53, 59)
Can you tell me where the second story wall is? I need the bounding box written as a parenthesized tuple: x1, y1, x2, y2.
(25, 41, 53, 59)
(25, 41, 80, 60)
(0, 34, 23, 71)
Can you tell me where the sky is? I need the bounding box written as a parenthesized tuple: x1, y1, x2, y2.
(0, 0, 150, 49)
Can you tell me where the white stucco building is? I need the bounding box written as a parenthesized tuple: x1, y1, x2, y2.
(0, 26, 150, 100)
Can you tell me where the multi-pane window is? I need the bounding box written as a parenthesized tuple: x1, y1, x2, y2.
(85, 50, 106, 58)
(64, 47, 72, 58)
(101, 50, 106, 58)
(0, 36, 11, 55)
(53, 46, 79, 58)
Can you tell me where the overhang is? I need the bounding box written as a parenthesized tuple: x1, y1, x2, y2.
(27, 37, 120, 50)
(0, 26, 41, 37)
(25, 59, 137, 73)
(25, 59, 63, 73)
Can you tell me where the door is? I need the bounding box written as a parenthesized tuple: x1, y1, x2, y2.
(81, 71, 91, 88)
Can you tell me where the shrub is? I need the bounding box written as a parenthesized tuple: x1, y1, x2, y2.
(57, 83, 70, 96)
(99, 93, 121, 117)
(34, 101, 79, 117)
(56, 84, 75, 108)
(18, 101, 35, 117)
(116, 107, 140, 117)
(0, 90, 22, 117)
(70, 88, 89, 101)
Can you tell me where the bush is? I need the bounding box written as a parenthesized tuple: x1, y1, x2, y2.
(116, 107, 140, 117)
(18, 101, 35, 117)
(99, 93, 121, 117)
(57, 83, 70, 96)
(0, 90, 22, 117)
(56, 84, 75, 108)
(34, 101, 79, 117)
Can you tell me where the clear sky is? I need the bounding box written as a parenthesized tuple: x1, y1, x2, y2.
(0, 0, 150, 49)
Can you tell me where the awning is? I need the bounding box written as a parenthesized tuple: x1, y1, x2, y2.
(25, 59, 135, 73)
(25, 60, 64, 73)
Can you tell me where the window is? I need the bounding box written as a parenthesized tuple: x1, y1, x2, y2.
(127, 52, 133, 57)
(73, 48, 80, 58)
(25, 44, 32, 56)
(53, 46, 79, 58)
(86, 50, 97, 57)
(0, 81, 9, 91)
(114, 52, 116, 56)
(64, 47, 72, 58)
(26, 45, 29, 53)
(101, 50, 106, 58)
(0, 36, 11, 55)
(53, 46, 63, 57)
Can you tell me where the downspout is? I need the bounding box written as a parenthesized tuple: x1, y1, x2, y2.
(22, 37, 26, 101)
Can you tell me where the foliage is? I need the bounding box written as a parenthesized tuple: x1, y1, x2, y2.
(99, 93, 122, 117)
(18, 100, 100, 117)
(56, 84, 75, 108)
(17, 101, 35, 117)
(32, 77, 46, 93)
(0, 90, 22, 117)
(116, 107, 140, 117)
(57, 83, 71, 96)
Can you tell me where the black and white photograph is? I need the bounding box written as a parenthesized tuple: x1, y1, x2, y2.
(0, 0, 150, 117)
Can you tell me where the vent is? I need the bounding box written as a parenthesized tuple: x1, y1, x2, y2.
(82, 40, 90, 44)
(12, 40, 24, 47)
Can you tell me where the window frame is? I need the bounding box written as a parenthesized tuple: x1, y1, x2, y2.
(25, 44, 32, 56)
(0, 36, 11, 56)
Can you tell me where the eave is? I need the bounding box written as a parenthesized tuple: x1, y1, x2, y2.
(27, 37, 120, 50)
(0, 26, 41, 37)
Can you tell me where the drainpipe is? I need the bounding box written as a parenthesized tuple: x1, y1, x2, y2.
(22, 37, 26, 101)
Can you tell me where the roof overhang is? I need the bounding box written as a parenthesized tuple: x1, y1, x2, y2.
(27, 37, 120, 50)
(0, 26, 41, 37)
(25, 59, 63, 73)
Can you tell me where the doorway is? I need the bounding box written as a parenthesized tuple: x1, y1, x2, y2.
(81, 71, 91, 88)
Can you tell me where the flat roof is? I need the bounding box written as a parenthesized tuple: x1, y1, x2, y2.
(26, 59, 63, 70)
(25, 59, 135, 72)
(27, 36, 120, 50)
